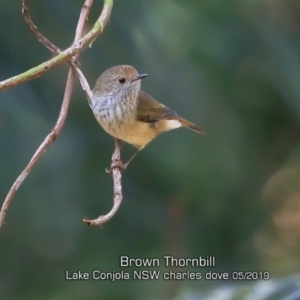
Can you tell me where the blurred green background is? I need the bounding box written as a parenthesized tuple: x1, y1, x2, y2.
(1, 0, 300, 299)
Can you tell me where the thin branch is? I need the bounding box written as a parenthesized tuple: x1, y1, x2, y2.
(83, 139, 123, 226)
(21, 0, 93, 99)
(0, 0, 113, 93)
(23, 0, 124, 227)
(0, 0, 114, 229)
(22, 0, 61, 54)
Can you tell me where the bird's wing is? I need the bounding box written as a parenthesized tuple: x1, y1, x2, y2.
(136, 90, 178, 123)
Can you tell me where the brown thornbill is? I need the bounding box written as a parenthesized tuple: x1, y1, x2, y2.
(89, 65, 206, 169)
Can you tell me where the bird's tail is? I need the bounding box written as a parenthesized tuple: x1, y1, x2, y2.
(177, 116, 206, 135)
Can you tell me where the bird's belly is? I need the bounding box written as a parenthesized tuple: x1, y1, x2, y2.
(104, 120, 157, 149)
(94, 109, 156, 149)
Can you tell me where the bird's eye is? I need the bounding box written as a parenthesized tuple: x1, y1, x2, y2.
(118, 78, 126, 84)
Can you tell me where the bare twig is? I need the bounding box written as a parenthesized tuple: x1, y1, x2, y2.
(22, 0, 61, 54)
(0, 0, 113, 93)
(23, 0, 124, 227)
(0, 0, 114, 229)
(83, 139, 123, 226)
(21, 0, 93, 99)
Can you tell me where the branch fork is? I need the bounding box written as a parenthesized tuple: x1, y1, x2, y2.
(0, 0, 123, 230)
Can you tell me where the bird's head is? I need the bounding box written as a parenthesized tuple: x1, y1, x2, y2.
(92, 65, 148, 98)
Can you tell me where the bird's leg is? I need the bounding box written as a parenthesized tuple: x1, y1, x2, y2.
(122, 149, 139, 169)
(106, 141, 139, 173)
(107, 150, 139, 172)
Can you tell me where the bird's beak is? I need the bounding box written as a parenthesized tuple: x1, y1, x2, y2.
(132, 73, 148, 82)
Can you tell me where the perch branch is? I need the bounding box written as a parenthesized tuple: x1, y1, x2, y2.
(83, 139, 123, 226)
(0, 0, 114, 229)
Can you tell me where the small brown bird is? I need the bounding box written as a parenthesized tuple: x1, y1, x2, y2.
(89, 65, 205, 169)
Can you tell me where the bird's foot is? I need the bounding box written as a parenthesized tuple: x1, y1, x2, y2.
(105, 159, 128, 173)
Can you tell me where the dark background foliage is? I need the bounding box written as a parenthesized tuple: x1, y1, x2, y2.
(1, 0, 300, 299)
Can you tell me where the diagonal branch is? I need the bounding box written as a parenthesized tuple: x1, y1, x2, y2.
(22, 0, 61, 55)
(0, 0, 114, 230)
(23, 0, 124, 227)
(22, 0, 92, 99)
(0, 0, 113, 93)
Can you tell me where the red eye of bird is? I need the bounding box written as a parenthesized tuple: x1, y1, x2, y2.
(118, 78, 126, 84)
